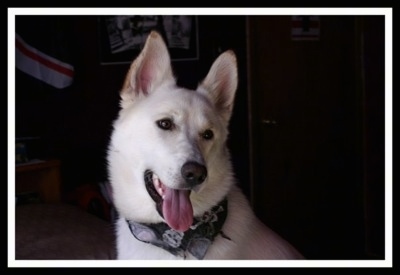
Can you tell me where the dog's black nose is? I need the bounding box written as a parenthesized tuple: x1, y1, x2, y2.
(181, 161, 207, 186)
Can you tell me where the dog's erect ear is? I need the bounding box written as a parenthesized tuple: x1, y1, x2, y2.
(120, 31, 174, 107)
(198, 50, 238, 122)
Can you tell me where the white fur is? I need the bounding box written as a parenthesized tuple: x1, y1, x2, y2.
(107, 31, 304, 260)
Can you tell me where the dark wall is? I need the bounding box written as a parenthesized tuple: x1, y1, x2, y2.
(15, 16, 250, 197)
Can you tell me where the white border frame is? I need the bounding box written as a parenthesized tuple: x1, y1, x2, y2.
(8, 7, 392, 268)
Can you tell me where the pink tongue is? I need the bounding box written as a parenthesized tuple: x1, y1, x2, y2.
(162, 188, 193, 232)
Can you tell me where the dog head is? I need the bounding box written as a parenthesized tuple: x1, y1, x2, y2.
(108, 31, 237, 232)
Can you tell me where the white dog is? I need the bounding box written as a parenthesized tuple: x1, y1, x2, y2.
(107, 31, 304, 260)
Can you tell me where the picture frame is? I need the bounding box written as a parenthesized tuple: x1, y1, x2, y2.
(98, 15, 199, 64)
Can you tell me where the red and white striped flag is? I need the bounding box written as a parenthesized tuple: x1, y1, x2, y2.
(15, 20, 74, 89)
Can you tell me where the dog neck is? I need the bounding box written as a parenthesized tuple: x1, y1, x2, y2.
(126, 199, 230, 259)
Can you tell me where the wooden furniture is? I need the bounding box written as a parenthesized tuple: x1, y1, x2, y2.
(16, 159, 61, 203)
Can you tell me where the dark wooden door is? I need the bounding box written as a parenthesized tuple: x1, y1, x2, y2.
(248, 16, 366, 259)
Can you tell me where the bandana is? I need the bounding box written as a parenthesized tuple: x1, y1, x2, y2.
(126, 199, 230, 259)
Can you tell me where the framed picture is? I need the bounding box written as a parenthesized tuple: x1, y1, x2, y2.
(98, 15, 199, 64)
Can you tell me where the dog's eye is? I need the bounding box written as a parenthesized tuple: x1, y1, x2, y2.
(157, 119, 173, 130)
(202, 129, 214, 140)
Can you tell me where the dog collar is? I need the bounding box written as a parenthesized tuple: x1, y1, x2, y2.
(126, 199, 230, 259)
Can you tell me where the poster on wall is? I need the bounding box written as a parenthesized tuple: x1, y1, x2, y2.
(98, 15, 199, 64)
(291, 16, 320, 41)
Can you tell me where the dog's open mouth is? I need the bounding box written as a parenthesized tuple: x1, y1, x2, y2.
(144, 170, 193, 232)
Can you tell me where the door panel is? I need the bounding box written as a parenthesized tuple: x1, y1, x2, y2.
(248, 16, 365, 259)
